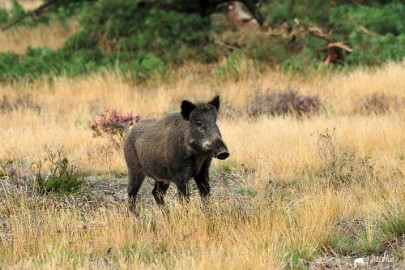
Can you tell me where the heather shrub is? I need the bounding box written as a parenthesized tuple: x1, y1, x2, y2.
(248, 89, 321, 117)
(354, 92, 405, 115)
(90, 109, 140, 149)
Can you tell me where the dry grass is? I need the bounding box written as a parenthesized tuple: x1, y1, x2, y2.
(1, 62, 404, 176)
(1, 45, 405, 268)
(1, 195, 285, 269)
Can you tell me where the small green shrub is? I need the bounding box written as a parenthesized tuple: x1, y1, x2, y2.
(40, 175, 83, 194)
(33, 146, 83, 195)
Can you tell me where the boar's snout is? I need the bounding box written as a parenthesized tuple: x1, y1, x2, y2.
(216, 151, 229, 160)
(212, 138, 229, 160)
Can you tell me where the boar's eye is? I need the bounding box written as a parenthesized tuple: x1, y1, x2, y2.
(196, 120, 203, 127)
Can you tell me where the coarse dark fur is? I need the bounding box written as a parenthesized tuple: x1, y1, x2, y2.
(123, 96, 229, 210)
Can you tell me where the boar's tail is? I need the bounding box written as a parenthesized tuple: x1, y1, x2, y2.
(109, 123, 130, 134)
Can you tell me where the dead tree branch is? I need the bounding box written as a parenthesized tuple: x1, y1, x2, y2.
(294, 18, 352, 64)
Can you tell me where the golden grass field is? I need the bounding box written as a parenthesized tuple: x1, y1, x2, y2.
(1, 19, 405, 270)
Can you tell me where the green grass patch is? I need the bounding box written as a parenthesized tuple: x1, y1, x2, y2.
(233, 185, 258, 197)
(285, 244, 316, 270)
(380, 208, 405, 239)
(213, 159, 237, 175)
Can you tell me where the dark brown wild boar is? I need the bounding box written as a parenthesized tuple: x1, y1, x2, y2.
(124, 96, 229, 210)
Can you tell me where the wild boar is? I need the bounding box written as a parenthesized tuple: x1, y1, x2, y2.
(123, 96, 229, 210)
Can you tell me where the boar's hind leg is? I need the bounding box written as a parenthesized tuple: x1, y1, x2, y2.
(152, 182, 170, 205)
(127, 169, 145, 211)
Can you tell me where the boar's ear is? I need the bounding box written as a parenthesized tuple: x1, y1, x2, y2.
(181, 100, 196, 120)
(209, 95, 220, 111)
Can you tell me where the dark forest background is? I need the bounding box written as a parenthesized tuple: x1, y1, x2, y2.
(0, 0, 404, 81)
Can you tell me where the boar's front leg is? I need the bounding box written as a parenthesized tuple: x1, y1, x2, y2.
(174, 174, 190, 203)
(152, 181, 170, 205)
(194, 161, 211, 201)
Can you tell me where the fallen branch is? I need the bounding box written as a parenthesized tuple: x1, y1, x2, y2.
(294, 18, 352, 64)
(358, 25, 382, 38)
(213, 40, 240, 51)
